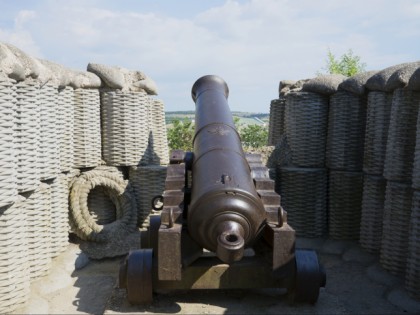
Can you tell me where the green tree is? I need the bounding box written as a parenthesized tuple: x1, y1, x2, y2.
(239, 124, 268, 148)
(320, 49, 366, 77)
(167, 119, 194, 151)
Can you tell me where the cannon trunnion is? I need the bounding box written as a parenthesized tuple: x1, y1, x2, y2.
(119, 75, 326, 305)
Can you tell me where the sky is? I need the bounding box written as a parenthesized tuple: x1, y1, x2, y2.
(0, 0, 420, 112)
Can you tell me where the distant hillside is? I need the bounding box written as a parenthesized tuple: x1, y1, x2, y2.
(165, 111, 269, 126)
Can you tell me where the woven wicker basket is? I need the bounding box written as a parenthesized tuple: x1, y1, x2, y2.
(411, 100, 420, 189)
(0, 197, 30, 314)
(39, 84, 59, 180)
(15, 81, 40, 193)
(101, 91, 150, 166)
(57, 87, 74, 172)
(0, 77, 17, 208)
(327, 90, 367, 171)
(405, 190, 420, 300)
(383, 89, 420, 182)
(129, 165, 167, 227)
(48, 174, 70, 257)
(328, 170, 364, 240)
(73, 89, 101, 168)
(363, 92, 392, 175)
(285, 92, 329, 167)
(22, 183, 52, 280)
(275, 166, 327, 237)
(380, 181, 412, 276)
(145, 98, 170, 165)
(268, 98, 286, 146)
(359, 175, 387, 254)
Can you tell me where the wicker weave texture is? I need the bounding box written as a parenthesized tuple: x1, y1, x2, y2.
(405, 190, 420, 300)
(0, 197, 30, 314)
(380, 181, 412, 276)
(57, 87, 74, 172)
(73, 89, 101, 168)
(38, 84, 59, 181)
(146, 98, 169, 165)
(268, 98, 286, 146)
(359, 175, 387, 254)
(0, 77, 17, 208)
(101, 91, 150, 166)
(411, 100, 420, 189)
(383, 89, 420, 182)
(49, 174, 70, 257)
(326, 91, 367, 171)
(363, 92, 392, 175)
(15, 81, 40, 193)
(129, 165, 167, 227)
(275, 166, 327, 237)
(328, 170, 364, 240)
(285, 92, 329, 167)
(23, 183, 52, 280)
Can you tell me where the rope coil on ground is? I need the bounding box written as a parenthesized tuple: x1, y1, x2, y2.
(69, 169, 137, 242)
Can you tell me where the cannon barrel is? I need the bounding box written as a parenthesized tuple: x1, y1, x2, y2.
(189, 75, 266, 263)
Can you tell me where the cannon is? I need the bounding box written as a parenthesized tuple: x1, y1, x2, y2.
(119, 75, 326, 305)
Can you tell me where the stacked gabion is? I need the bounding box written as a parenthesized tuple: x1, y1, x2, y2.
(359, 175, 387, 254)
(146, 98, 170, 165)
(38, 84, 59, 180)
(0, 197, 30, 314)
(129, 165, 167, 228)
(23, 183, 52, 280)
(101, 91, 150, 166)
(406, 190, 420, 300)
(49, 174, 70, 257)
(268, 98, 286, 146)
(380, 181, 413, 276)
(327, 90, 367, 240)
(275, 167, 327, 237)
(359, 92, 392, 252)
(0, 76, 17, 208)
(15, 81, 40, 193)
(73, 89, 101, 168)
(57, 87, 74, 172)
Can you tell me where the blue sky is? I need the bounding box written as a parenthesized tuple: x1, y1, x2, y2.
(1, 0, 419, 112)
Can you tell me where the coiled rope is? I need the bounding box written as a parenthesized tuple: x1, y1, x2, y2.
(69, 170, 137, 243)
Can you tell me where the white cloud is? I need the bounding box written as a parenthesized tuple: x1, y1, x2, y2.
(0, 0, 419, 111)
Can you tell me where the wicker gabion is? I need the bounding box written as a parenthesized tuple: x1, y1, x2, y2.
(268, 98, 286, 146)
(275, 166, 327, 238)
(129, 165, 167, 227)
(146, 98, 170, 165)
(411, 101, 420, 190)
(57, 87, 74, 172)
(0, 197, 30, 314)
(328, 170, 364, 240)
(285, 91, 329, 167)
(23, 183, 52, 281)
(363, 91, 393, 175)
(69, 169, 137, 242)
(383, 89, 420, 182)
(359, 175, 387, 254)
(0, 76, 17, 208)
(38, 84, 59, 181)
(48, 174, 70, 257)
(15, 81, 40, 193)
(380, 181, 412, 276)
(326, 90, 367, 171)
(73, 89, 102, 168)
(101, 91, 150, 166)
(406, 190, 420, 300)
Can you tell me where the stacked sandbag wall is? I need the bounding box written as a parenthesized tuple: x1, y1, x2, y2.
(0, 42, 170, 312)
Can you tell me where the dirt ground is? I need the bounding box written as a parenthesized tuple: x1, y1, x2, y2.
(12, 238, 420, 315)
